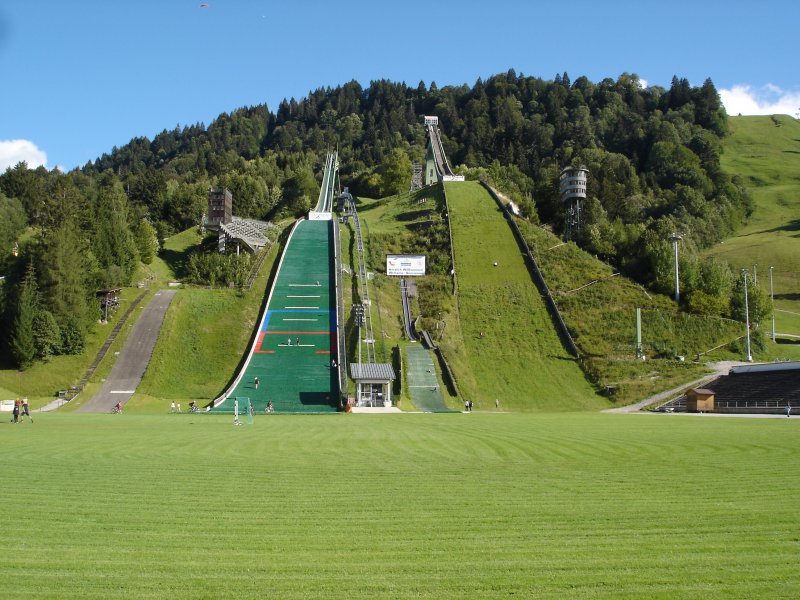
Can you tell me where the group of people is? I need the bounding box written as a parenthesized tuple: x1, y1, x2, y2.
(464, 399, 474, 412)
(170, 401, 182, 413)
(11, 398, 32, 423)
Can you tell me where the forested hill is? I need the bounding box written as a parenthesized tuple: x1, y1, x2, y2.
(0, 70, 753, 370)
(85, 71, 746, 270)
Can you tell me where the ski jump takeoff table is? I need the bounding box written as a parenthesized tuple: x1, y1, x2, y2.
(216, 219, 339, 413)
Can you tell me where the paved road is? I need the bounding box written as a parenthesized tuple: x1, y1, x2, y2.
(77, 290, 176, 412)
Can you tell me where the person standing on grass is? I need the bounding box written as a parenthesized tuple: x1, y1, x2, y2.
(12, 398, 20, 423)
(177, 403, 181, 413)
(254, 376, 260, 390)
(786, 404, 792, 418)
(171, 401, 176, 413)
(20, 399, 33, 423)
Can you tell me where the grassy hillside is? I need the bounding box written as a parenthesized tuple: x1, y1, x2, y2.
(512, 218, 745, 403)
(131, 229, 285, 411)
(3, 412, 799, 598)
(444, 181, 603, 410)
(707, 115, 800, 347)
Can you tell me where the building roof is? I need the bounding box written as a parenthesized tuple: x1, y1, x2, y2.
(350, 363, 396, 381)
(220, 217, 273, 252)
(690, 388, 715, 395)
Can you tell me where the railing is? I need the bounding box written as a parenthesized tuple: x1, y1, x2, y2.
(345, 194, 376, 364)
(332, 214, 347, 401)
(400, 278, 419, 342)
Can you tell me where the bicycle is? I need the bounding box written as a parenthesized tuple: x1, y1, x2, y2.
(111, 405, 121, 414)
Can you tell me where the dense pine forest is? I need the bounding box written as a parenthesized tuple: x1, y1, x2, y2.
(0, 70, 757, 369)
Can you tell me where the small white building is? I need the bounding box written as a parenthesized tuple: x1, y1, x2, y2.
(350, 363, 396, 407)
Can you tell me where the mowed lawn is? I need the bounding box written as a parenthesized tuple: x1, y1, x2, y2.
(3, 413, 798, 598)
(445, 181, 603, 410)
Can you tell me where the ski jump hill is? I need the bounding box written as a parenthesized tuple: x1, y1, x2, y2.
(212, 153, 342, 413)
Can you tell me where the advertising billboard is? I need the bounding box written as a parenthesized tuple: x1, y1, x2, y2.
(386, 255, 426, 276)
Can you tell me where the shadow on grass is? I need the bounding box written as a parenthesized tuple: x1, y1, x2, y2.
(159, 248, 189, 279)
(745, 218, 800, 236)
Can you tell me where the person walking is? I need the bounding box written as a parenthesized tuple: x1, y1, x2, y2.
(177, 403, 181, 413)
(20, 399, 33, 423)
(254, 376, 260, 390)
(296, 337, 300, 346)
(786, 404, 792, 418)
(171, 401, 176, 413)
(12, 398, 20, 423)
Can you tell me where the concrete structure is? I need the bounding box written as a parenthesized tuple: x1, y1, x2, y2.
(424, 115, 464, 185)
(686, 388, 715, 412)
(560, 165, 589, 241)
(350, 363, 396, 407)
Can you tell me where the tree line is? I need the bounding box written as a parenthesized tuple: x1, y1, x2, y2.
(0, 70, 754, 369)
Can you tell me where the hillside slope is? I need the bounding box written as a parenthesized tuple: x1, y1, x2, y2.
(443, 181, 604, 410)
(707, 115, 800, 339)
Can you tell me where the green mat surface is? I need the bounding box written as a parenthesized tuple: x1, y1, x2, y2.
(405, 345, 451, 412)
(215, 220, 339, 413)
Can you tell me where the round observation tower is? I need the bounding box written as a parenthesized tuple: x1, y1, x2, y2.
(559, 165, 589, 241)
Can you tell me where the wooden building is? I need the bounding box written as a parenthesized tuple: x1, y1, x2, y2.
(686, 388, 715, 413)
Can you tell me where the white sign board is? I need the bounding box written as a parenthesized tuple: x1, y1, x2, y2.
(387, 255, 426, 277)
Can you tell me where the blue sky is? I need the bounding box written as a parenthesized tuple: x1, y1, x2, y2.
(1, 0, 798, 172)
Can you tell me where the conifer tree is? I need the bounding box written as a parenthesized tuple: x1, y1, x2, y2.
(10, 261, 39, 369)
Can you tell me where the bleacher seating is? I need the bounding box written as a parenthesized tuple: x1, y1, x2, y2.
(661, 365, 800, 413)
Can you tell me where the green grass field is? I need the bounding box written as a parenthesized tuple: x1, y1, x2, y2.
(444, 182, 603, 410)
(708, 115, 800, 341)
(3, 412, 799, 598)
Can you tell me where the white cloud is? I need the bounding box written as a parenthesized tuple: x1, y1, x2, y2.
(0, 139, 48, 172)
(638, 78, 649, 89)
(720, 84, 800, 117)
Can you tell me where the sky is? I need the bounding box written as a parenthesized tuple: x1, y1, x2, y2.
(1, 0, 799, 172)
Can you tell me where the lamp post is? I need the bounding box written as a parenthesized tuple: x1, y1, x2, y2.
(770, 266, 775, 342)
(742, 269, 753, 362)
(669, 233, 683, 303)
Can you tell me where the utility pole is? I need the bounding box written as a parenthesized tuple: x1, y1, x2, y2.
(770, 266, 775, 342)
(669, 233, 683, 303)
(742, 269, 753, 362)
